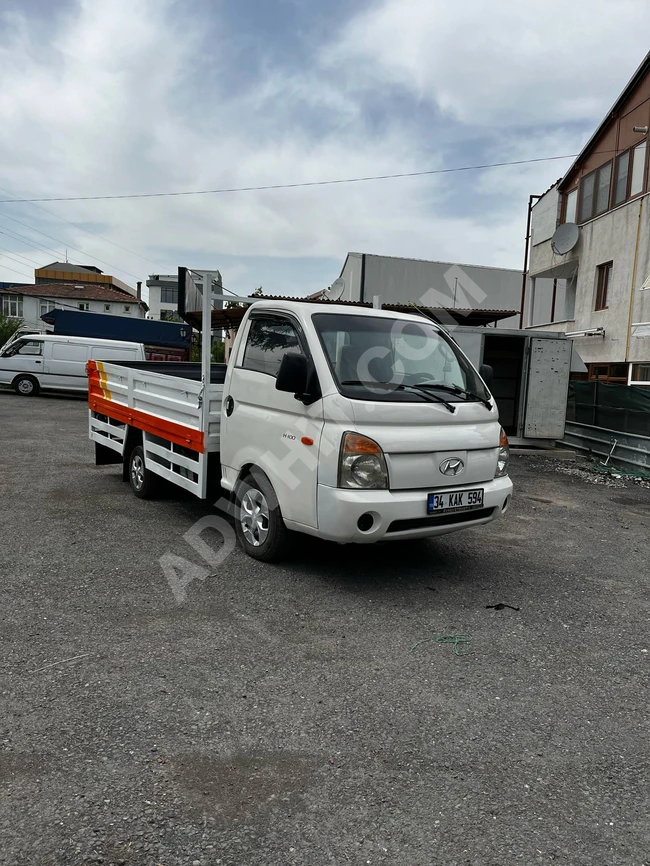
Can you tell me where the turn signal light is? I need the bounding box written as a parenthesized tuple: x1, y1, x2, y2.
(339, 432, 388, 489)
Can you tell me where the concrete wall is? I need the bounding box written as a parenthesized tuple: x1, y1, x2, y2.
(146, 285, 179, 321)
(528, 192, 650, 365)
(337, 253, 363, 302)
(531, 187, 560, 246)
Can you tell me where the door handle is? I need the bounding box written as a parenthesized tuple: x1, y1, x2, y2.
(225, 395, 235, 416)
(34, 360, 42, 364)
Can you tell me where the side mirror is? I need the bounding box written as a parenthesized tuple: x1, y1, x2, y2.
(276, 352, 308, 395)
(479, 363, 493, 386)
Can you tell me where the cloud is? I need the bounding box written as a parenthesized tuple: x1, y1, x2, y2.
(326, 0, 650, 126)
(0, 0, 643, 295)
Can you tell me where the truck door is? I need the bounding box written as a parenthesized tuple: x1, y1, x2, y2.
(523, 338, 572, 439)
(221, 313, 325, 529)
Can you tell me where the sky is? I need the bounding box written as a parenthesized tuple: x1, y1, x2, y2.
(1, 0, 650, 301)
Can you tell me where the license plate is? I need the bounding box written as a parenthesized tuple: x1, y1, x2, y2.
(427, 488, 484, 514)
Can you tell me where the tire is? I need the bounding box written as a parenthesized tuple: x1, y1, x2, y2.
(14, 375, 39, 396)
(128, 445, 160, 499)
(234, 472, 291, 562)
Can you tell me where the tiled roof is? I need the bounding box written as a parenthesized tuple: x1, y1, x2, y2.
(0, 282, 146, 306)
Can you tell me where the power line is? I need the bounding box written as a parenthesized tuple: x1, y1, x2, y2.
(0, 225, 67, 260)
(0, 208, 142, 281)
(0, 246, 42, 268)
(0, 154, 580, 204)
(0, 261, 32, 278)
(0, 184, 171, 271)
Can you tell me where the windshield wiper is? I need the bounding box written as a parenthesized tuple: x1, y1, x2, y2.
(413, 382, 493, 410)
(341, 380, 456, 413)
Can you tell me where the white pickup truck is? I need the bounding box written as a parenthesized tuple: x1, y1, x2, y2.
(88, 299, 512, 560)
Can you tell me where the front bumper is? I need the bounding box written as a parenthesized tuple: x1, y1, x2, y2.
(314, 476, 513, 543)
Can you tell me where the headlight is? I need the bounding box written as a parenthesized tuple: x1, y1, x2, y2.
(339, 432, 388, 489)
(495, 427, 510, 478)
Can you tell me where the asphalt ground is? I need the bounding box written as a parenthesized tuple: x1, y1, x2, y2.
(1, 390, 649, 866)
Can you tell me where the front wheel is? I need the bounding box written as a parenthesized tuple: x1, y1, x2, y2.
(128, 445, 160, 499)
(234, 472, 291, 561)
(14, 375, 39, 396)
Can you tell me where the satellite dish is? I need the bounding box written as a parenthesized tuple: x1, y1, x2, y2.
(551, 222, 580, 255)
(329, 277, 346, 300)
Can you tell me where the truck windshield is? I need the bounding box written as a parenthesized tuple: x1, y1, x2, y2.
(312, 313, 490, 404)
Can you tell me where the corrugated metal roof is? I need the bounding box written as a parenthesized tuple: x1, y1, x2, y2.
(182, 295, 517, 331)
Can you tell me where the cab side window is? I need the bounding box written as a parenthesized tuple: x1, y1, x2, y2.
(242, 316, 301, 377)
(16, 340, 43, 356)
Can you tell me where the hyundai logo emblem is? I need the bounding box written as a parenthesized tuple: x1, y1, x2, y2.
(440, 457, 464, 476)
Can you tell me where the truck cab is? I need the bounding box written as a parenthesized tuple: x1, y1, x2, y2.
(220, 301, 512, 558)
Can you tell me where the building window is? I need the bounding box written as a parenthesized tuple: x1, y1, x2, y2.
(2, 293, 23, 318)
(595, 161, 612, 214)
(630, 363, 650, 384)
(588, 363, 630, 383)
(104, 304, 111, 312)
(160, 286, 178, 304)
(630, 140, 647, 197)
(578, 172, 595, 222)
(579, 162, 612, 222)
(160, 309, 182, 322)
(613, 150, 630, 206)
(39, 300, 56, 317)
(563, 188, 577, 223)
(595, 262, 612, 311)
(124, 305, 131, 314)
(78, 303, 90, 311)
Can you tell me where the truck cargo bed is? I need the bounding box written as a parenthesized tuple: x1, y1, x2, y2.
(99, 360, 228, 383)
(88, 359, 224, 498)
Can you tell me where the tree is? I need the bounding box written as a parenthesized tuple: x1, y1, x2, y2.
(0, 313, 23, 347)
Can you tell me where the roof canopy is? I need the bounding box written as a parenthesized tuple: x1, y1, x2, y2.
(182, 296, 516, 332)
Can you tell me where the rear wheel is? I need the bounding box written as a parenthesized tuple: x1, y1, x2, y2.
(234, 472, 291, 561)
(128, 445, 160, 499)
(14, 375, 39, 396)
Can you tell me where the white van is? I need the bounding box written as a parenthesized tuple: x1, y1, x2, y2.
(0, 334, 145, 396)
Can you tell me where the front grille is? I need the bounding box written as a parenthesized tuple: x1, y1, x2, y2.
(386, 507, 495, 533)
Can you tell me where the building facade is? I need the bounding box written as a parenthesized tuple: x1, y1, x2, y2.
(527, 52, 650, 385)
(146, 271, 224, 321)
(146, 274, 182, 321)
(332, 252, 539, 329)
(0, 282, 147, 332)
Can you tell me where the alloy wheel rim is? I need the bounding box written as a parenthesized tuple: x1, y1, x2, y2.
(240, 488, 270, 547)
(18, 380, 33, 394)
(131, 454, 145, 490)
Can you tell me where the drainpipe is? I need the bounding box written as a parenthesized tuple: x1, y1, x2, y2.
(625, 198, 644, 361)
(519, 194, 541, 329)
(550, 278, 557, 323)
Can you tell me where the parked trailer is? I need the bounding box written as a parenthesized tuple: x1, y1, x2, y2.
(89, 293, 513, 561)
(42, 308, 191, 362)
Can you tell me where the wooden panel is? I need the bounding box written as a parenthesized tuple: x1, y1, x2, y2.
(581, 125, 618, 177)
(619, 98, 650, 151)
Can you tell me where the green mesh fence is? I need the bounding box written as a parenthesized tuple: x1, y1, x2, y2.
(567, 382, 650, 437)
